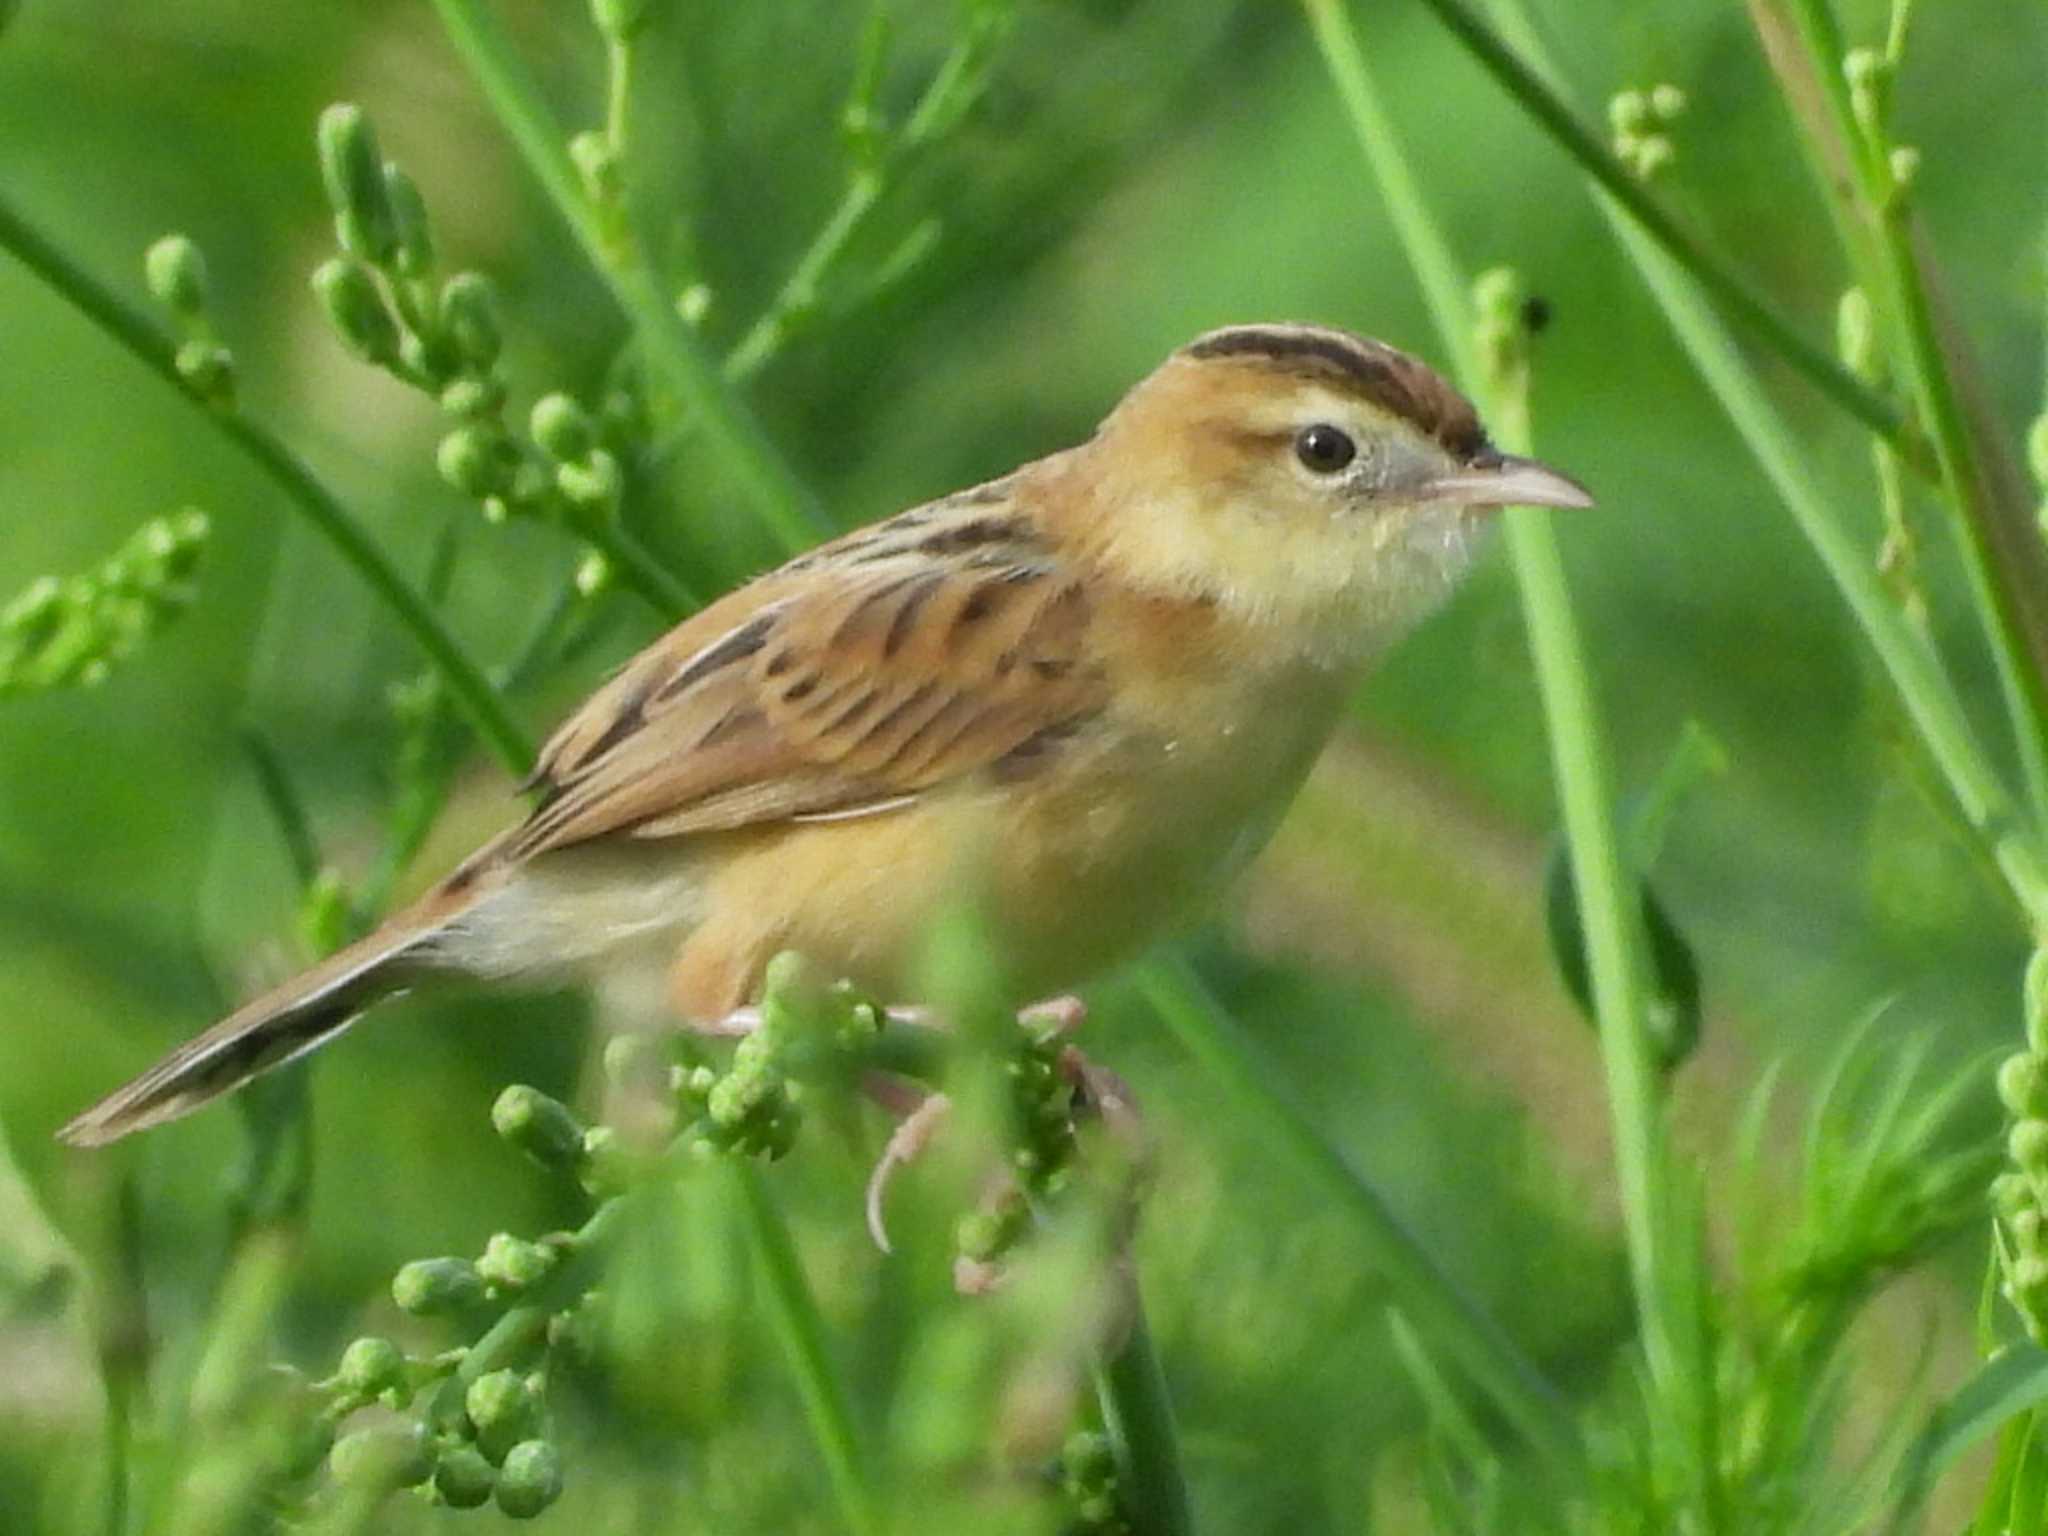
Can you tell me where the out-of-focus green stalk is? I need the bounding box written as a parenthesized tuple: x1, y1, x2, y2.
(1092, 1294, 1193, 1536)
(427, 0, 827, 554)
(1379, 0, 1923, 469)
(1138, 959, 1582, 1480)
(1305, 0, 1706, 1499)
(732, 1162, 881, 1536)
(0, 193, 535, 778)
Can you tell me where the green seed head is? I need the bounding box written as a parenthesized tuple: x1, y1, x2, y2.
(556, 450, 622, 523)
(144, 235, 209, 318)
(477, 1232, 558, 1292)
(2002, 1053, 2048, 1118)
(2010, 1117, 2048, 1176)
(336, 1336, 407, 1400)
(1995, 1170, 2037, 1221)
(391, 1256, 484, 1316)
(1649, 83, 1687, 120)
(434, 1443, 497, 1508)
(464, 1368, 536, 1438)
(492, 1084, 587, 1172)
(318, 103, 399, 263)
(440, 272, 503, 372)
(1607, 90, 1649, 137)
(437, 427, 509, 499)
(495, 1439, 564, 1518)
(383, 164, 435, 278)
(439, 375, 505, 420)
(330, 1424, 432, 1491)
(531, 393, 597, 462)
(172, 340, 236, 407)
(312, 256, 399, 366)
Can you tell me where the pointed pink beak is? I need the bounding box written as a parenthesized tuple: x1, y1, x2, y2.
(1424, 452, 1594, 510)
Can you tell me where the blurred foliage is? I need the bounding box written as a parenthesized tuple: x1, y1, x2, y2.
(0, 0, 2044, 1531)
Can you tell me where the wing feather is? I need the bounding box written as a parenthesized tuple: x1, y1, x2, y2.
(502, 485, 1104, 861)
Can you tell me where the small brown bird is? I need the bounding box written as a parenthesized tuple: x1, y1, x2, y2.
(60, 323, 1590, 1147)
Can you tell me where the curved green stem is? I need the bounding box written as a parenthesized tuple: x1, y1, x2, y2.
(1093, 1291, 1194, 1536)
(0, 192, 534, 777)
(427, 0, 826, 554)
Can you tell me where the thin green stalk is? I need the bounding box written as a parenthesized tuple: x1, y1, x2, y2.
(1766, 0, 2048, 839)
(1307, 0, 1699, 1489)
(725, 171, 885, 385)
(582, 515, 698, 616)
(0, 193, 534, 777)
(731, 1162, 880, 1536)
(1382, 0, 1922, 467)
(1137, 959, 1582, 1479)
(1092, 1293, 1193, 1536)
(427, 0, 826, 554)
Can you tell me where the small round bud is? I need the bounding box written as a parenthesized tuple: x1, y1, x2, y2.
(1843, 47, 1884, 92)
(556, 450, 622, 520)
(437, 427, 509, 499)
(1836, 287, 1876, 378)
(1887, 145, 1920, 191)
(1649, 83, 1687, 120)
(318, 104, 399, 263)
(676, 283, 713, 328)
(439, 375, 505, 419)
(440, 272, 502, 371)
(312, 256, 399, 366)
(330, 1424, 432, 1490)
(2002, 1053, 2048, 1118)
(495, 1439, 564, 1519)
(578, 1124, 631, 1196)
(336, 1336, 407, 1400)
(2010, 1117, 2048, 1176)
(392, 1256, 484, 1316)
(531, 393, 597, 462)
(477, 1232, 558, 1292)
(1995, 1171, 2036, 1221)
(2016, 1207, 2045, 1257)
(434, 1443, 497, 1508)
(144, 235, 209, 317)
(590, 0, 651, 41)
(1607, 90, 1649, 137)
(383, 164, 435, 278)
(492, 1084, 586, 1172)
(569, 130, 620, 205)
(1633, 136, 1675, 179)
(173, 340, 236, 406)
(574, 550, 613, 598)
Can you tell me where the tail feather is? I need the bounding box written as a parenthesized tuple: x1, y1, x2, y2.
(59, 903, 454, 1148)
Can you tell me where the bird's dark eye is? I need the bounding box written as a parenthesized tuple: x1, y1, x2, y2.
(1294, 423, 1356, 474)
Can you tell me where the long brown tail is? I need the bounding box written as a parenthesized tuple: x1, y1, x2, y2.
(57, 883, 483, 1148)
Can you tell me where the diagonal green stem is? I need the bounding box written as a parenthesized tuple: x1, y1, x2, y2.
(0, 193, 534, 777)
(732, 1162, 880, 1536)
(427, 0, 826, 554)
(1390, 0, 1923, 469)
(1138, 959, 1582, 1479)
(1092, 1288, 1193, 1536)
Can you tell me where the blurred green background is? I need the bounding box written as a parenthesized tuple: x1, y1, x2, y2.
(1, 0, 2044, 1529)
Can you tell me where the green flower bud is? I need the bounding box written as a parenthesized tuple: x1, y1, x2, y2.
(575, 551, 613, 599)
(569, 130, 620, 206)
(494, 1439, 564, 1519)
(440, 375, 504, 419)
(173, 340, 235, 406)
(591, 0, 651, 41)
(1649, 83, 1687, 120)
(144, 235, 209, 318)
(437, 426, 511, 499)
(336, 1336, 407, 1401)
(1607, 90, 1649, 137)
(2011, 1118, 2048, 1176)
(1887, 145, 1920, 192)
(1633, 136, 1675, 179)
(530, 393, 596, 462)
(383, 163, 435, 278)
(2002, 1053, 2048, 1118)
(477, 1232, 558, 1292)
(2016, 1207, 2045, 1258)
(1995, 1170, 2036, 1221)
(330, 1424, 432, 1490)
(434, 1443, 497, 1508)
(492, 1084, 586, 1171)
(578, 1124, 630, 1197)
(312, 256, 399, 366)
(392, 1256, 484, 1315)
(440, 272, 502, 371)
(556, 450, 621, 521)
(1836, 288, 1876, 379)
(676, 283, 713, 328)
(318, 103, 399, 263)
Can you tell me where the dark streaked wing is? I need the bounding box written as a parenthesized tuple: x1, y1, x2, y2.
(502, 483, 1106, 860)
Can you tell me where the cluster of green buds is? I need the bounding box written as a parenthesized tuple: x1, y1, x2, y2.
(1059, 1430, 1132, 1536)
(1609, 83, 1687, 181)
(0, 509, 209, 697)
(308, 102, 636, 565)
(1844, 47, 1919, 199)
(1994, 952, 2048, 1340)
(143, 233, 235, 406)
(955, 1015, 1082, 1273)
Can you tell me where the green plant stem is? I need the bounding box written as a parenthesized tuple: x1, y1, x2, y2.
(1138, 959, 1582, 1480)
(1765, 0, 2048, 838)
(581, 515, 697, 616)
(1092, 1295, 1194, 1536)
(0, 193, 534, 778)
(725, 171, 885, 385)
(1380, 0, 1923, 467)
(427, 0, 826, 553)
(731, 1162, 880, 1536)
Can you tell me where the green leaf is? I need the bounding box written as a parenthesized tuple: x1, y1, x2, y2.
(1889, 1349, 2048, 1529)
